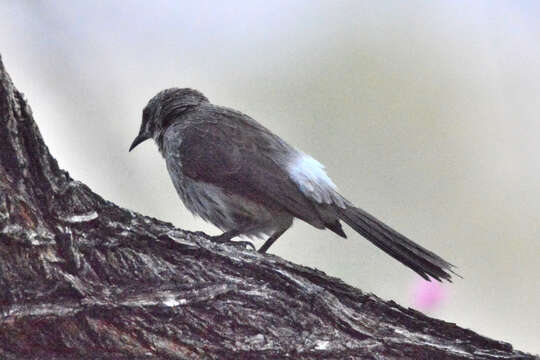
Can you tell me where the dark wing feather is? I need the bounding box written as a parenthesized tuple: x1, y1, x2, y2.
(178, 106, 325, 228)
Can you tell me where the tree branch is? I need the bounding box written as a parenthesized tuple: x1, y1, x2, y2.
(0, 54, 536, 360)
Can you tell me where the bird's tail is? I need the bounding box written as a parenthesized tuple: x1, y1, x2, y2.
(337, 206, 457, 282)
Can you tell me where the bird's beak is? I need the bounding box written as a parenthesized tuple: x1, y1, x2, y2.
(129, 134, 149, 152)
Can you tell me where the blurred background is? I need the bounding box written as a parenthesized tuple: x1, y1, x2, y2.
(1, 0, 539, 354)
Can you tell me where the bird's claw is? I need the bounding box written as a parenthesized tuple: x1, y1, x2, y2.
(210, 233, 255, 251)
(230, 240, 256, 251)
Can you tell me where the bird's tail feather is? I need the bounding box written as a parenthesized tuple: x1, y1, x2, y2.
(338, 206, 457, 282)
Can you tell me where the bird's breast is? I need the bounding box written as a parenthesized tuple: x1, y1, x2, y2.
(164, 153, 288, 237)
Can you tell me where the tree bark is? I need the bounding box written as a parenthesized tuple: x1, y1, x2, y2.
(0, 54, 536, 360)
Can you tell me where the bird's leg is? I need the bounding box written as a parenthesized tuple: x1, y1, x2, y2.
(211, 230, 256, 250)
(258, 228, 287, 253)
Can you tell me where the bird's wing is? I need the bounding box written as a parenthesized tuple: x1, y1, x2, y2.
(175, 107, 325, 228)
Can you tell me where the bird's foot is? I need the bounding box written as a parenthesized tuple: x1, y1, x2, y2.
(231, 240, 257, 251)
(210, 231, 255, 251)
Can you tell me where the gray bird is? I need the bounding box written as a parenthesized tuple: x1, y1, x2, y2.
(130, 88, 456, 281)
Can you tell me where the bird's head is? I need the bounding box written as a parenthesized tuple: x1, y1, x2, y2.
(129, 88, 208, 151)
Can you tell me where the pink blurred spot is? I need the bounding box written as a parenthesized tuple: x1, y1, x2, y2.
(411, 278, 447, 312)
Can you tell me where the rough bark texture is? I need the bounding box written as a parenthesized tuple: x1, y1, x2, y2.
(0, 54, 537, 360)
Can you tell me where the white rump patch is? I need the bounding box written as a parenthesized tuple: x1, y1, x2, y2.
(288, 152, 341, 205)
